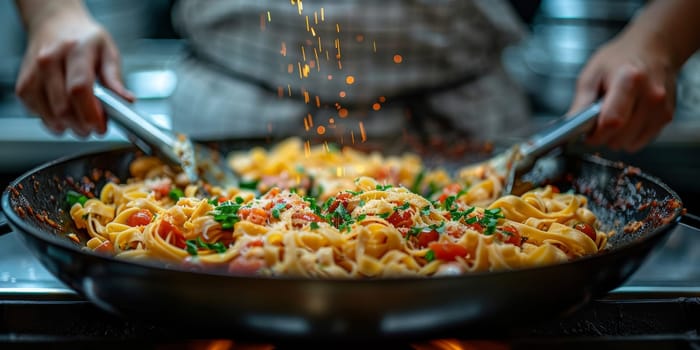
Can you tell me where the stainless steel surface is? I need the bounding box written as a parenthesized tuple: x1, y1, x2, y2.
(94, 84, 197, 181)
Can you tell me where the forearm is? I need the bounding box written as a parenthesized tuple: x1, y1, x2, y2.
(14, 0, 89, 33)
(621, 0, 700, 71)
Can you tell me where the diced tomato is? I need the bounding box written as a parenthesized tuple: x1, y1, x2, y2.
(387, 210, 413, 229)
(152, 182, 171, 200)
(550, 185, 560, 193)
(247, 240, 264, 248)
(428, 242, 469, 261)
(499, 225, 523, 246)
(228, 256, 266, 275)
(157, 220, 186, 249)
(416, 230, 439, 248)
(239, 207, 269, 225)
(93, 240, 114, 254)
(127, 209, 153, 227)
(575, 222, 597, 241)
(328, 192, 353, 214)
(438, 183, 463, 203)
(217, 196, 228, 203)
(291, 212, 324, 228)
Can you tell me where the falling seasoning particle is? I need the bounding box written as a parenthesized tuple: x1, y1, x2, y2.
(315, 96, 321, 108)
(260, 14, 266, 31)
(267, 11, 271, 22)
(339, 91, 346, 98)
(372, 103, 381, 111)
(327, 74, 333, 80)
(356, 34, 364, 43)
(351, 130, 356, 144)
(287, 84, 292, 96)
(338, 108, 348, 118)
(317, 125, 326, 135)
(321, 7, 325, 21)
(277, 86, 284, 97)
(359, 122, 367, 142)
(373, 40, 377, 53)
(329, 118, 335, 124)
(314, 11, 318, 24)
(307, 113, 314, 127)
(280, 42, 287, 56)
(336, 23, 340, 32)
(304, 91, 310, 104)
(379, 96, 387, 103)
(393, 54, 403, 64)
(301, 46, 306, 61)
(287, 64, 294, 74)
(345, 75, 355, 85)
(304, 140, 311, 157)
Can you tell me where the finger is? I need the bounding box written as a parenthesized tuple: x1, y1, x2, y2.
(15, 59, 52, 118)
(65, 43, 100, 137)
(98, 38, 135, 102)
(568, 68, 601, 117)
(588, 67, 643, 145)
(624, 85, 673, 152)
(37, 47, 73, 131)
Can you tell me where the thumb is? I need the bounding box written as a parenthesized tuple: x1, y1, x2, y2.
(98, 39, 135, 102)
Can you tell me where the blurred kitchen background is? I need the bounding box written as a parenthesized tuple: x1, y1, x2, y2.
(0, 0, 698, 211)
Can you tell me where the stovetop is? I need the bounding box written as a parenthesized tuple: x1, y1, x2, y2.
(1, 223, 700, 349)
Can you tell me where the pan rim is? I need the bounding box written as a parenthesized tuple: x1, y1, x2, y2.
(0, 145, 685, 285)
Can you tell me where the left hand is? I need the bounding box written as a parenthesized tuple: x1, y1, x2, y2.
(568, 31, 676, 153)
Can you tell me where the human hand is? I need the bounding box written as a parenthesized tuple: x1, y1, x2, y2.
(568, 32, 676, 152)
(15, 5, 134, 137)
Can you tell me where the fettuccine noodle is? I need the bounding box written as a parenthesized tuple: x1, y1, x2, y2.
(70, 138, 608, 277)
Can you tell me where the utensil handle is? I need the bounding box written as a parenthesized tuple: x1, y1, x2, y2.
(520, 101, 602, 159)
(93, 85, 181, 167)
(0, 211, 12, 236)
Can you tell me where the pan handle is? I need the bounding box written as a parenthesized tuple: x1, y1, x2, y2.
(680, 212, 700, 232)
(0, 211, 12, 236)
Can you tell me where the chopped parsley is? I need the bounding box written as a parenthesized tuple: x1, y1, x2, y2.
(376, 184, 393, 191)
(395, 202, 410, 211)
(185, 240, 198, 256)
(378, 212, 391, 219)
(271, 202, 287, 219)
(310, 222, 320, 230)
(186, 237, 227, 256)
(410, 171, 425, 194)
(66, 190, 88, 206)
(425, 250, 436, 262)
(346, 190, 363, 195)
(420, 205, 431, 216)
(239, 179, 259, 190)
(480, 208, 505, 235)
(235, 196, 245, 204)
(169, 188, 184, 201)
(210, 201, 242, 229)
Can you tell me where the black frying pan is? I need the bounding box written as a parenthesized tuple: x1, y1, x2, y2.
(0, 145, 697, 341)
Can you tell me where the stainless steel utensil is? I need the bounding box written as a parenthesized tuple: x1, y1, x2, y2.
(464, 101, 602, 195)
(93, 84, 237, 187)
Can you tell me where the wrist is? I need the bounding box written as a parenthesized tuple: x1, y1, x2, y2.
(17, 0, 90, 35)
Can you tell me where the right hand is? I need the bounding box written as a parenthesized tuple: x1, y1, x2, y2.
(15, 6, 134, 137)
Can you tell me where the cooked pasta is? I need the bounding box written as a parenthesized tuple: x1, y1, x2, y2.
(69, 138, 608, 277)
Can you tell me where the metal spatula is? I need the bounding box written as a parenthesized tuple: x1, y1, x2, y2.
(93, 85, 238, 187)
(463, 101, 602, 196)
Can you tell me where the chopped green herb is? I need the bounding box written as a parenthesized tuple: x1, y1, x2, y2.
(239, 179, 259, 190)
(169, 188, 184, 201)
(376, 184, 393, 191)
(420, 205, 431, 216)
(207, 198, 218, 205)
(310, 222, 320, 230)
(378, 212, 391, 219)
(425, 250, 435, 262)
(346, 190, 363, 195)
(480, 208, 505, 235)
(235, 196, 244, 204)
(395, 202, 410, 211)
(357, 214, 367, 221)
(210, 201, 242, 230)
(410, 171, 425, 194)
(359, 200, 366, 207)
(195, 236, 227, 253)
(185, 240, 198, 256)
(271, 202, 287, 219)
(66, 190, 88, 206)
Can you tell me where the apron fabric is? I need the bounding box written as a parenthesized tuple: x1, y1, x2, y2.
(169, 0, 529, 140)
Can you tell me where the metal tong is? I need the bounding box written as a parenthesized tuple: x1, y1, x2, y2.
(468, 101, 602, 196)
(93, 84, 237, 187)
